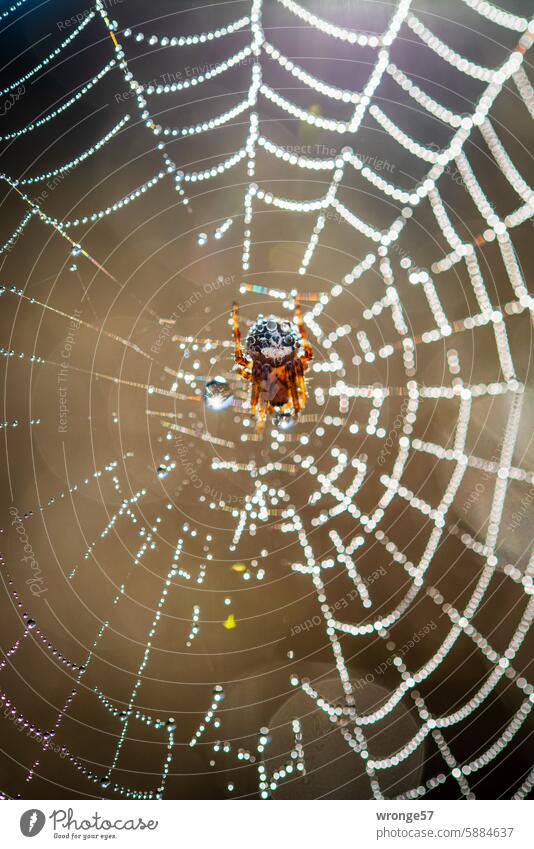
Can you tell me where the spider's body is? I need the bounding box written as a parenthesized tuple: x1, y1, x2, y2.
(245, 317, 299, 366)
(232, 300, 312, 430)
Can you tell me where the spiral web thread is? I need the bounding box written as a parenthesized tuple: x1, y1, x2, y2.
(0, 0, 533, 799)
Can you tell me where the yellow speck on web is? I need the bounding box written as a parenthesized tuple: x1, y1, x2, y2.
(223, 614, 236, 630)
(231, 563, 247, 573)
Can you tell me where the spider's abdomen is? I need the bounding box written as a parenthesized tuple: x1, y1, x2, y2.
(245, 316, 299, 366)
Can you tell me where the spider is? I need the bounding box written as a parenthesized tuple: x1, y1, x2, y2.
(232, 298, 313, 430)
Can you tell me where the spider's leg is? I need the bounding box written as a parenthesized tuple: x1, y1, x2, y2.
(232, 302, 249, 367)
(287, 365, 301, 414)
(295, 358, 308, 405)
(294, 297, 313, 363)
(297, 371, 308, 405)
(235, 366, 252, 381)
(256, 405, 268, 433)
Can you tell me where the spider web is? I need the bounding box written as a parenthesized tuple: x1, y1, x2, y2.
(0, 0, 533, 800)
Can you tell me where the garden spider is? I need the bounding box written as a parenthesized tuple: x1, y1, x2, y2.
(232, 298, 313, 431)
